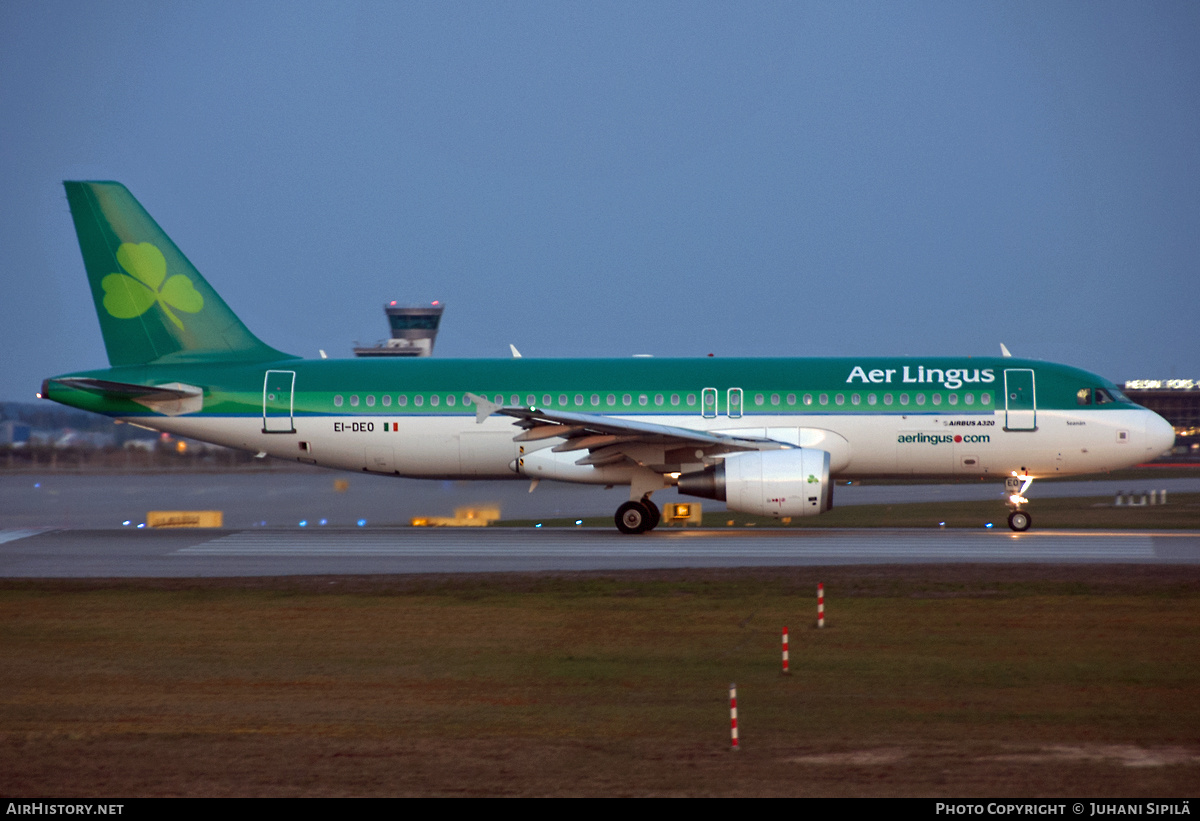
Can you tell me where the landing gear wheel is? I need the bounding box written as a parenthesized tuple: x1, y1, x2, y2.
(1008, 510, 1032, 532)
(642, 498, 661, 531)
(615, 501, 652, 534)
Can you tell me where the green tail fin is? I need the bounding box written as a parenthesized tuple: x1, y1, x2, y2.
(64, 181, 295, 366)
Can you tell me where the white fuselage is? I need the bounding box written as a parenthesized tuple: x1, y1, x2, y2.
(137, 403, 1169, 483)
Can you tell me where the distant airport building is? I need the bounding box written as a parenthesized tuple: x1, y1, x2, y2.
(0, 420, 31, 447)
(353, 301, 445, 358)
(1124, 379, 1200, 456)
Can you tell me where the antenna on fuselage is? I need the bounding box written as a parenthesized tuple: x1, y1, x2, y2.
(1000, 343, 1012, 358)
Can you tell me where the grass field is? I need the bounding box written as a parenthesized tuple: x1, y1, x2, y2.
(2, 566, 1198, 796)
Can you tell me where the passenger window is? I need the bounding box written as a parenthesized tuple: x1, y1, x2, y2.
(686, 394, 695, 406)
(851, 394, 861, 405)
(981, 393, 991, 405)
(574, 394, 584, 406)
(867, 394, 877, 406)
(899, 394, 909, 406)
(964, 394, 974, 405)
(835, 394, 845, 405)
(623, 394, 632, 406)
(819, 394, 829, 405)
(526, 395, 536, 406)
(883, 394, 893, 406)
(558, 394, 568, 406)
(755, 394, 764, 406)
(639, 394, 648, 406)
(655, 394, 664, 406)
(670, 394, 680, 406)
(382, 395, 391, 407)
(334, 395, 344, 407)
(803, 394, 813, 406)
(430, 395, 440, 406)
(398, 395, 407, 407)
(771, 394, 780, 406)
(350, 395, 360, 407)
(915, 394, 925, 406)
(931, 394, 941, 406)
(948, 394, 958, 406)
(786, 394, 796, 405)
(446, 395, 455, 406)
(543, 394, 552, 406)
(414, 395, 424, 407)
(607, 394, 616, 406)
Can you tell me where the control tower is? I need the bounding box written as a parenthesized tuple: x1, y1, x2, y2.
(353, 301, 445, 357)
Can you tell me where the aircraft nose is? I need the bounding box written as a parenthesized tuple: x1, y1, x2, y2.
(1144, 411, 1176, 459)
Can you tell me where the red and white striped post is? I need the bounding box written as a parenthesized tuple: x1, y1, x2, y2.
(729, 683, 739, 750)
(817, 582, 825, 628)
(782, 626, 790, 674)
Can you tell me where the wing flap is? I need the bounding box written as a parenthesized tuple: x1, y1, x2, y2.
(497, 406, 773, 448)
(493, 405, 795, 476)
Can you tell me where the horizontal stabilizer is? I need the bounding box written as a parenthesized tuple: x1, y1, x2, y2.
(47, 377, 203, 416)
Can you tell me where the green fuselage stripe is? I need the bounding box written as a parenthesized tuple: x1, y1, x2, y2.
(45, 356, 1136, 419)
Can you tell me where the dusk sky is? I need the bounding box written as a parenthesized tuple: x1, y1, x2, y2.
(3, 1, 1198, 401)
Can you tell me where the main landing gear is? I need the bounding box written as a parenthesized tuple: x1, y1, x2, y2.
(615, 497, 661, 534)
(1005, 471, 1034, 532)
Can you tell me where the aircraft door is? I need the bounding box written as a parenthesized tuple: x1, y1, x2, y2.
(1004, 369, 1037, 431)
(263, 369, 296, 433)
(701, 387, 718, 419)
(727, 388, 743, 419)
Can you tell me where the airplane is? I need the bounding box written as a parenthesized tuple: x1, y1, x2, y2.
(40, 181, 1176, 533)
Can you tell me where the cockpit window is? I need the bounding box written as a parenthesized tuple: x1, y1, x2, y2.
(1110, 387, 1132, 403)
(1076, 388, 1092, 406)
(1094, 388, 1115, 405)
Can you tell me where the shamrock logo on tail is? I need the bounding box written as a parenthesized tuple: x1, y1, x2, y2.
(102, 242, 203, 330)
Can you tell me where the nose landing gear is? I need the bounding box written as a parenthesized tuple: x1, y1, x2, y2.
(1007, 509, 1032, 532)
(1005, 471, 1033, 532)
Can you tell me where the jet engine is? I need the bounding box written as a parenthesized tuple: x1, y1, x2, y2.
(677, 449, 832, 518)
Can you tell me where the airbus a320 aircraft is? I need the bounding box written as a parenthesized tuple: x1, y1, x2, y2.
(41, 182, 1175, 533)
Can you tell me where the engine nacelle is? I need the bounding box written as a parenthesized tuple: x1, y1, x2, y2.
(677, 449, 833, 518)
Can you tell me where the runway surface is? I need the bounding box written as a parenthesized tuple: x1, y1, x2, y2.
(4, 471, 1197, 530)
(2, 526, 1198, 577)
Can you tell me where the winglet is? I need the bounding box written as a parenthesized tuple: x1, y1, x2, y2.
(466, 392, 501, 424)
(509, 344, 522, 358)
(1000, 343, 1012, 358)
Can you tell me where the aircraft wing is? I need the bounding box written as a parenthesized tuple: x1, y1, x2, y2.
(466, 394, 791, 471)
